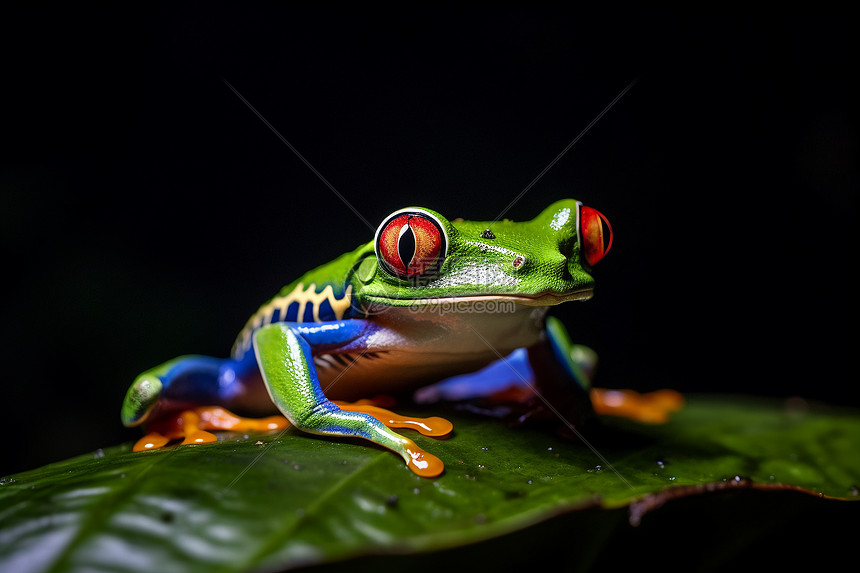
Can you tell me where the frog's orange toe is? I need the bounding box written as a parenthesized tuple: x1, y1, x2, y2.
(648, 389, 685, 412)
(403, 438, 445, 478)
(590, 387, 685, 424)
(194, 406, 289, 432)
(413, 416, 454, 437)
(132, 406, 290, 452)
(335, 401, 454, 438)
(254, 415, 291, 432)
(133, 432, 170, 452)
(181, 429, 218, 445)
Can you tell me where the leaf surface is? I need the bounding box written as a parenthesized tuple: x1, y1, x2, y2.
(1, 395, 858, 572)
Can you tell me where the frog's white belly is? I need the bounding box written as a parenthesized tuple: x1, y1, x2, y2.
(315, 304, 549, 400)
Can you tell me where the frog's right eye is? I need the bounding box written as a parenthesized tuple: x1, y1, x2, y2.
(375, 209, 448, 278)
(580, 205, 613, 266)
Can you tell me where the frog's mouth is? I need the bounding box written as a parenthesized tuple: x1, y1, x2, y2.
(500, 288, 595, 306)
(364, 287, 593, 308)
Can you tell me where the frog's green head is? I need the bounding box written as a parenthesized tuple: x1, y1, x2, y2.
(354, 199, 612, 308)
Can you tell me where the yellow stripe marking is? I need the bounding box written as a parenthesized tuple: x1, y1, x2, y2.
(232, 282, 353, 357)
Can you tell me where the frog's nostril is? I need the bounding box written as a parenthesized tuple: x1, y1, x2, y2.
(580, 206, 613, 266)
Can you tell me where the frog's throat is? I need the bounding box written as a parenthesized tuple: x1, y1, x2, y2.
(363, 288, 594, 307)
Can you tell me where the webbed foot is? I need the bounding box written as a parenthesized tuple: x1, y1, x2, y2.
(132, 406, 289, 452)
(589, 388, 684, 423)
(334, 399, 453, 437)
(131, 400, 454, 473)
(332, 398, 451, 477)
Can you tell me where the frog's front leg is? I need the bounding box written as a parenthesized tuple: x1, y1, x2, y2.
(253, 322, 445, 477)
(525, 317, 684, 425)
(415, 316, 595, 428)
(417, 316, 683, 427)
(546, 318, 685, 423)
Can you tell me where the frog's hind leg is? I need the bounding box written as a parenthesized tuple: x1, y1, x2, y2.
(414, 316, 599, 406)
(414, 315, 683, 430)
(121, 355, 202, 428)
(122, 354, 288, 451)
(253, 322, 445, 477)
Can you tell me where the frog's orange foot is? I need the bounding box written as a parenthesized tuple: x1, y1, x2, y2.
(590, 388, 685, 424)
(132, 406, 290, 452)
(403, 437, 445, 478)
(133, 431, 171, 451)
(334, 400, 453, 438)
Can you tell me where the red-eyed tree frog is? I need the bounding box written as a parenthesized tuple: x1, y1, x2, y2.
(121, 200, 681, 477)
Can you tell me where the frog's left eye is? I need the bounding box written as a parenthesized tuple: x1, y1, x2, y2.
(375, 209, 448, 278)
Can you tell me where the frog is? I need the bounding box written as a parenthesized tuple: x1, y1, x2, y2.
(121, 199, 682, 477)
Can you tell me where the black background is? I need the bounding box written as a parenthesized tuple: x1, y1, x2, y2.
(2, 4, 857, 476)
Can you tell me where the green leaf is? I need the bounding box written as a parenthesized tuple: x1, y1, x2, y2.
(1, 395, 858, 572)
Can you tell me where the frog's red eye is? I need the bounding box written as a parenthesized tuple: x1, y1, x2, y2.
(580, 205, 613, 266)
(375, 210, 447, 278)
